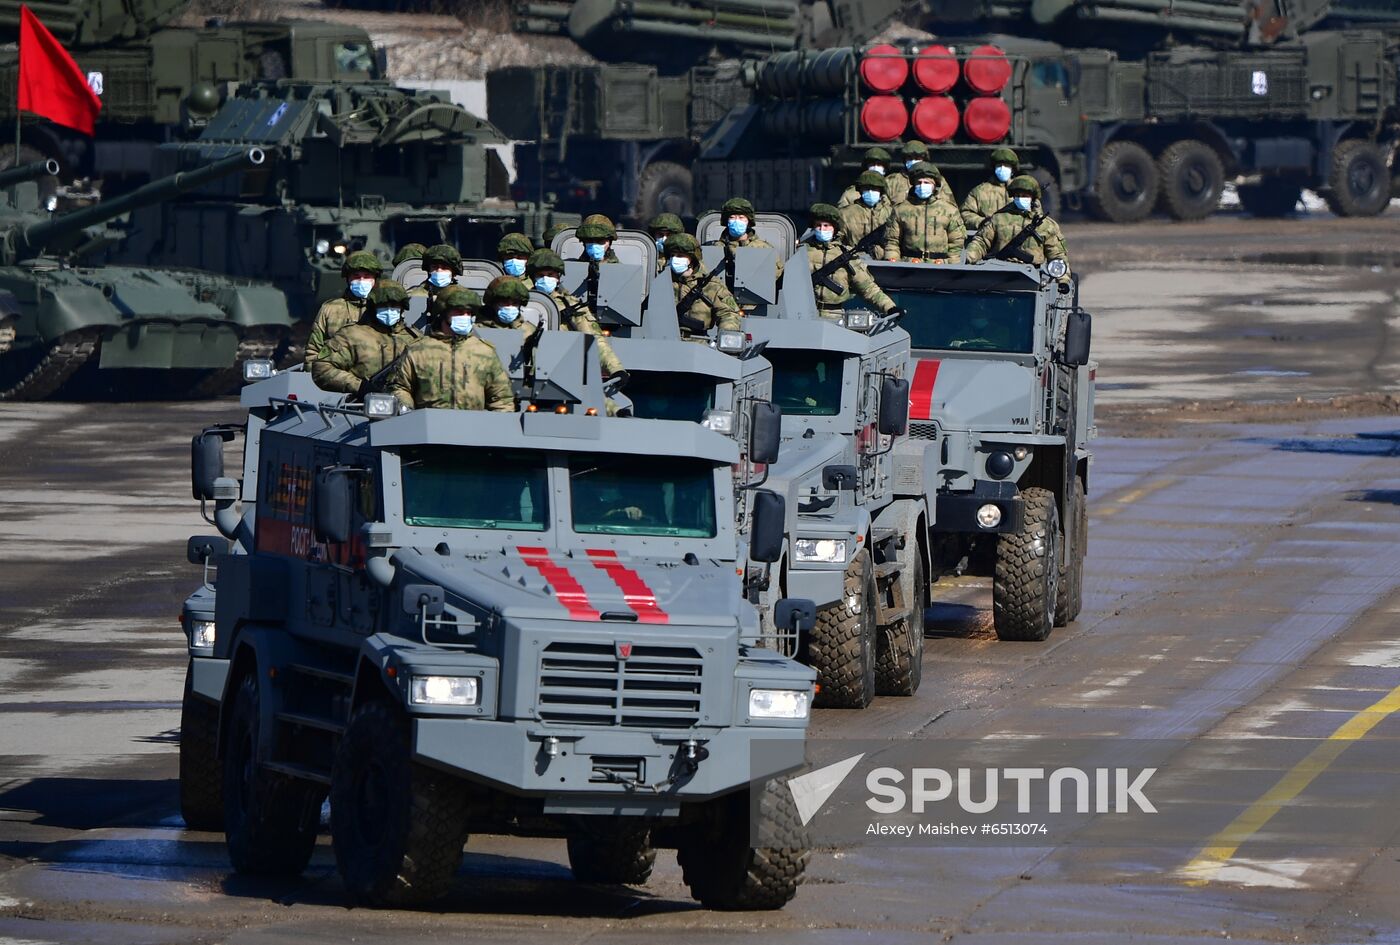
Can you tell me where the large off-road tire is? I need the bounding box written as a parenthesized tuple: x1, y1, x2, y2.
(330, 700, 470, 906)
(179, 668, 223, 831)
(676, 776, 809, 911)
(222, 673, 322, 875)
(1157, 139, 1224, 222)
(1237, 177, 1302, 217)
(1084, 141, 1158, 223)
(875, 547, 926, 697)
(1054, 477, 1087, 627)
(807, 548, 877, 709)
(566, 819, 656, 885)
(1029, 167, 1061, 219)
(1323, 139, 1390, 217)
(634, 160, 693, 223)
(993, 487, 1061, 642)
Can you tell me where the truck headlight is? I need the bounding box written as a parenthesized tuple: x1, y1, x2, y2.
(190, 619, 216, 649)
(749, 689, 810, 720)
(976, 504, 1003, 529)
(364, 393, 397, 418)
(716, 329, 746, 353)
(242, 359, 273, 383)
(794, 538, 846, 563)
(844, 310, 873, 331)
(410, 675, 479, 707)
(1045, 258, 1068, 278)
(702, 408, 736, 434)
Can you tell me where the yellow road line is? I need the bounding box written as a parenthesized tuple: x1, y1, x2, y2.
(1097, 477, 1175, 519)
(1182, 682, 1400, 885)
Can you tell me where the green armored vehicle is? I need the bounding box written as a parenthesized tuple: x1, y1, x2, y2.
(0, 0, 381, 189)
(182, 331, 815, 908)
(0, 147, 291, 399)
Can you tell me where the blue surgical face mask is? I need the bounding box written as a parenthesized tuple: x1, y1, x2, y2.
(654, 237, 668, 254)
(726, 217, 749, 238)
(533, 275, 558, 294)
(860, 189, 881, 208)
(814, 226, 835, 244)
(905, 159, 918, 170)
(867, 164, 885, 176)
(995, 165, 1013, 183)
(348, 278, 374, 299)
(375, 307, 402, 327)
(1013, 195, 1033, 212)
(428, 270, 452, 288)
(502, 257, 526, 277)
(495, 305, 520, 324)
(913, 182, 934, 200)
(670, 256, 691, 275)
(449, 314, 475, 336)
(584, 242, 606, 262)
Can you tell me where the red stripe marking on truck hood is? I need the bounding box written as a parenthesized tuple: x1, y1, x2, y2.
(909, 359, 941, 420)
(516, 546, 601, 620)
(586, 549, 669, 624)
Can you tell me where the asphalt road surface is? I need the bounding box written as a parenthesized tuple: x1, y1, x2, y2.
(2, 214, 1399, 944)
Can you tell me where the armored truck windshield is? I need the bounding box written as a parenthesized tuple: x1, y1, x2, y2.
(570, 454, 718, 538)
(401, 446, 549, 531)
(622, 373, 717, 422)
(890, 289, 1038, 354)
(767, 350, 845, 417)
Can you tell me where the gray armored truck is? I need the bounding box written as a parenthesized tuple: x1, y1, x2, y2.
(182, 334, 815, 909)
(869, 259, 1094, 641)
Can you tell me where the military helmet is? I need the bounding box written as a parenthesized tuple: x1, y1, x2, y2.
(576, 221, 612, 241)
(989, 147, 1020, 170)
(527, 248, 566, 275)
(496, 232, 534, 258)
(484, 275, 530, 305)
(581, 213, 617, 239)
(899, 140, 929, 159)
(665, 233, 701, 259)
(856, 170, 887, 191)
(908, 161, 943, 181)
(809, 202, 841, 225)
(422, 243, 462, 272)
(863, 146, 892, 164)
(720, 197, 756, 219)
(1008, 174, 1041, 197)
(433, 284, 482, 315)
(542, 222, 572, 244)
(342, 249, 382, 276)
(367, 278, 409, 308)
(648, 212, 684, 235)
(390, 243, 426, 267)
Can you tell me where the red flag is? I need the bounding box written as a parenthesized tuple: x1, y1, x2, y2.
(17, 5, 101, 135)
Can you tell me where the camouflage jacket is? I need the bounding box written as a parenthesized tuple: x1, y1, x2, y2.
(965, 208, 1071, 279)
(885, 198, 967, 262)
(712, 232, 784, 282)
(838, 199, 894, 260)
(804, 241, 896, 316)
(312, 320, 420, 393)
(576, 249, 621, 264)
(549, 288, 623, 375)
(672, 269, 742, 337)
(839, 173, 910, 208)
(480, 315, 537, 338)
(387, 331, 515, 412)
(961, 180, 1008, 232)
(304, 295, 366, 369)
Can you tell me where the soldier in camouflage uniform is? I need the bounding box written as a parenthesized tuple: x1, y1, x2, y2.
(542, 222, 571, 246)
(884, 162, 966, 263)
(391, 243, 427, 267)
(664, 233, 742, 340)
(838, 171, 895, 261)
(965, 175, 1071, 282)
(526, 249, 624, 376)
(497, 232, 534, 283)
(412, 243, 463, 304)
(961, 147, 1020, 233)
(708, 197, 783, 283)
(304, 249, 382, 370)
(578, 214, 621, 263)
(838, 146, 897, 207)
(647, 212, 685, 273)
(312, 280, 420, 395)
(387, 285, 515, 412)
(805, 204, 898, 321)
(479, 276, 535, 337)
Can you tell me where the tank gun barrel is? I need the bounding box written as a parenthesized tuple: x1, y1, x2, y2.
(12, 147, 264, 260)
(0, 159, 60, 190)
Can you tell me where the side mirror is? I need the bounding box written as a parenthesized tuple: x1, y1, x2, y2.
(314, 468, 355, 544)
(402, 583, 445, 617)
(774, 598, 816, 634)
(749, 401, 782, 466)
(822, 464, 857, 491)
(1062, 309, 1092, 367)
(878, 376, 909, 437)
(749, 489, 786, 564)
(191, 430, 231, 500)
(187, 535, 230, 564)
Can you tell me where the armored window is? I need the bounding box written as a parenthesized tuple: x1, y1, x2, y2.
(766, 350, 845, 417)
(892, 290, 1036, 354)
(399, 446, 548, 531)
(1031, 61, 1071, 97)
(569, 455, 718, 539)
(623, 372, 717, 422)
(335, 43, 374, 75)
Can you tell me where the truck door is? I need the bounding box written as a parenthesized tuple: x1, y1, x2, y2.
(1026, 58, 1085, 152)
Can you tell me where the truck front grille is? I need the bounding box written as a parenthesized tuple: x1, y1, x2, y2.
(909, 422, 939, 440)
(538, 642, 703, 729)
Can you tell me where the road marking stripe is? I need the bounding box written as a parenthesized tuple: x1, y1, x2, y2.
(1181, 681, 1400, 885)
(1096, 477, 1175, 519)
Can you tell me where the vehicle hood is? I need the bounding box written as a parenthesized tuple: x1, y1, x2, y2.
(909, 356, 1038, 433)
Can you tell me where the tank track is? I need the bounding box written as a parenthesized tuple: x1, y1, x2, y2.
(0, 329, 101, 402)
(0, 322, 15, 355)
(187, 327, 286, 398)
(277, 323, 312, 369)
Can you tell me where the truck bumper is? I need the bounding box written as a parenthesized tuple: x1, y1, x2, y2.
(931, 481, 1024, 535)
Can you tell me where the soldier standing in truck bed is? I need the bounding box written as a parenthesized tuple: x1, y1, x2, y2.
(647, 213, 685, 273)
(526, 249, 624, 376)
(304, 250, 382, 370)
(965, 175, 1071, 282)
(411, 243, 463, 307)
(497, 232, 534, 283)
(805, 203, 899, 321)
(312, 279, 420, 395)
(664, 234, 742, 340)
(884, 162, 966, 263)
(961, 147, 1020, 232)
(478, 276, 535, 337)
(708, 197, 783, 283)
(577, 216, 621, 264)
(838, 171, 895, 261)
(387, 285, 515, 412)
(838, 146, 898, 207)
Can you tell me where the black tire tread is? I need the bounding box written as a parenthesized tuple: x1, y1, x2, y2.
(1157, 140, 1224, 222)
(1085, 141, 1158, 224)
(1055, 477, 1087, 626)
(677, 776, 809, 910)
(179, 670, 223, 831)
(875, 547, 925, 696)
(807, 549, 876, 709)
(566, 821, 656, 885)
(1323, 139, 1389, 218)
(993, 486, 1059, 642)
(634, 160, 693, 224)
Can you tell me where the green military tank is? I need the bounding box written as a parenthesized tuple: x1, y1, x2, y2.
(0, 147, 292, 400)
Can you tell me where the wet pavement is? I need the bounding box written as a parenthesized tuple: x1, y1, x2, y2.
(2, 217, 1400, 943)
